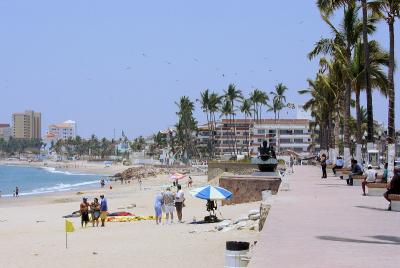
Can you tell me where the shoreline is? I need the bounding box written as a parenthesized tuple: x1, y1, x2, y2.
(0, 159, 129, 176)
(0, 159, 130, 201)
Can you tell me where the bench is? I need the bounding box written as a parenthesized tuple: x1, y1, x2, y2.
(388, 194, 400, 212)
(352, 175, 365, 186)
(336, 168, 351, 178)
(366, 183, 387, 196)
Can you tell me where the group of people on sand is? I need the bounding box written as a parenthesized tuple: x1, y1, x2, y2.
(319, 154, 400, 210)
(80, 194, 108, 227)
(154, 184, 185, 225)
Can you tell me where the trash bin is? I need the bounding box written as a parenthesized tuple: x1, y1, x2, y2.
(224, 241, 250, 268)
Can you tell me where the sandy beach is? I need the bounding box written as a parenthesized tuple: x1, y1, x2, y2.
(0, 162, 261, 268)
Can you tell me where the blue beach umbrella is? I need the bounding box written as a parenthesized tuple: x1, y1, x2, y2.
(189, 185, 232, 201)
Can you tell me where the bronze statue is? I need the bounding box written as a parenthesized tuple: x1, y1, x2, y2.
(253, 140, 278, 172)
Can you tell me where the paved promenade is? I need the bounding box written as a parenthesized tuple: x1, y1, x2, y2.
(250, 165, 400, 268)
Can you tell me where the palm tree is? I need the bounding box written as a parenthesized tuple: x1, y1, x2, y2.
(370, 0, 400, 151)
(299, 75, 337, 152)
(224, 83, 243, 155)
(220, 100, 234, 156)
(199, 89, 212, 155)
(199, 89, 211, 131)
(249, 89, 269, 123)
(351, 40, 389, 143)
(270, 83, 288, 152)
(175, 96, 197, 162)
(208, 92, 222, 157)
(240, 98, 253, 155)
(309, 2, 366, 163)
(361, 0, 374, 144)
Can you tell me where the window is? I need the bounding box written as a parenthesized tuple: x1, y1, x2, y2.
(280, 130, 294, 135)
(294, 130, 303, 134)
(257, 129, 265, 134)
(280, 139, 291, 143)
(294, 139, 304, 143)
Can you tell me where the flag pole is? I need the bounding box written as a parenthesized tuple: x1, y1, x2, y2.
(66, 231, 68, 249)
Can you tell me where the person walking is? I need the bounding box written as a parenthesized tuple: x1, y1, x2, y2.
(15, 186, 19, 197)
(163, 187, 175, 224)
(289, 156, 294, 173)
(187, 176, 193, 188)
(80, 197, 90, 228)
(320, 154, 327, 179)
(90, 197, 101, 227)
(99, 195, 108, 227)
(154, 191, 164, 225)
(382, 163, 389, 183)
(175, 184, 185, 223)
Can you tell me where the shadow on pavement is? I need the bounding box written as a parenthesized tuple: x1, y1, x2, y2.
(316, 235, 400, 245)
(369, 235, 400, 243)
(354, 205, 388, 212)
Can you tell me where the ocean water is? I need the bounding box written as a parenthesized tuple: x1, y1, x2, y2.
(0, 165, 103, 197)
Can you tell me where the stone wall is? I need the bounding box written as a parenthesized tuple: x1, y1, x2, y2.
(208, 162, 257, 181)
(219, 175, 281, 205)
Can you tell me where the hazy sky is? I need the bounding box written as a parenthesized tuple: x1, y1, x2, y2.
(0, 1, 398, 139)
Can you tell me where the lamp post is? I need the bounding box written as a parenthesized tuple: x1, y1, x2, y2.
(350, 135, 355, 157)
(362, 132, 367, 164)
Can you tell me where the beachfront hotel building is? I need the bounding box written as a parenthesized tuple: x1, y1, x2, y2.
(12, 110, 41, 139)
(0, 124, 11, 141)
(197, 118, 314, 157)
(48, 120, 76, 140)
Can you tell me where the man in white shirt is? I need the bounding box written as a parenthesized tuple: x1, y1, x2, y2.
(362, 164, 377, 196)
(175, 184, 185, 223)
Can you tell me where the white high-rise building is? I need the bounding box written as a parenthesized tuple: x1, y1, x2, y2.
(48, 120, 77, 140)
(0, 124, 11, 141)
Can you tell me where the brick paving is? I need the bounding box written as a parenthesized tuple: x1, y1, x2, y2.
(249, 165, 400, 268)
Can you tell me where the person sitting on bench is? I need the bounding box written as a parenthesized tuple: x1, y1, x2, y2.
(332, 156, 344, 177)
(347, 159, 363, 186)
(383, 173, 400, 211)
(362, 164, 377, 196)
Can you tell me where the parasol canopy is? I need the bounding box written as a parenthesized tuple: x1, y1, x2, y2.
(189, 185, 232, 201)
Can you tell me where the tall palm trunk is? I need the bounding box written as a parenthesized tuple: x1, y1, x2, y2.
(387, 18, 395, 145)
(277, 111, 281, 153)
(232, 112, 238, 156)
(328, 111, 333, 150)
(355, 87, 362, 143)
(334, 105, 341, 154)
(387, 16, 396, 176)
(343, 44, 352, 166)
(355, 86, 363, 162)
(362, 0, 374, 143)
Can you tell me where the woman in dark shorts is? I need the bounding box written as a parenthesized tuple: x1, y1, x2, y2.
(80, 197, 90, 227)
(384, 173, 400, 211)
